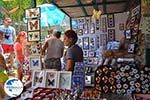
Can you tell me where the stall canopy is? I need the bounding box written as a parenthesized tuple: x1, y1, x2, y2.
(38, 4, 66, 27)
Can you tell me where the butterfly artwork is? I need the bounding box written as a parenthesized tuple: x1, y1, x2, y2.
(30, 43, 41, 55)
(47, 79, 55, 86)
(58, 71, 72, 89)
(25, 7, 40, 18)
(29, 56, 41, 70)
(32, 70, 45, 88)
(27, 31, 41, 42)
(28, 19, 40, 31)
(45, 71, 58, 88)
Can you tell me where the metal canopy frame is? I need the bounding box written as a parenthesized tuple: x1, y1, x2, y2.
(33, 0, 129, 18)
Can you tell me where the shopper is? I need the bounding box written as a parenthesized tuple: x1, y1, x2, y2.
(41, 30, 64, 71)
(0, 31, 4, 54)
(63, 30, 83, 71)
(0, 30, 8, 100)
(0, 17, 16, 54)
(14, 31, 26, 80)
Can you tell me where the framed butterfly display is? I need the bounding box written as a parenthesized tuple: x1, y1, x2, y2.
(29, 56, 41, 70)
(58, 71, 72, 89)
(28, 42, 41, 55)
(32, 70, 45, 88)
(107, 14, 115, 28)
(45, 70, 58, 88)
(27, 31, 41, 42)
(27, 19, 40, 31)
(25, 7, 41, 19)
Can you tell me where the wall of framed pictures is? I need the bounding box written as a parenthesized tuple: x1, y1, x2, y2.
(72, 12, 127, 87)
(72, 12, 127, 67)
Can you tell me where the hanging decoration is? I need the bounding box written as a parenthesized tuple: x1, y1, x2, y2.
(1, 6, 19, 15)
(92, 9, 102, 19)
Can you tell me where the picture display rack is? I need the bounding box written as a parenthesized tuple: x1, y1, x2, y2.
(25, 7, 42, 71)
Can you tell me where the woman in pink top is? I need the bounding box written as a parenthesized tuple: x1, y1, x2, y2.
(14, 31, 26, 80)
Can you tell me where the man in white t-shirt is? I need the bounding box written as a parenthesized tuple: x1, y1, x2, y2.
(41, 30, 64, 70)
(0, 17, 16, 53)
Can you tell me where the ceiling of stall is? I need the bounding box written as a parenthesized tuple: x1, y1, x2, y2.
(48, 0, 129, 18)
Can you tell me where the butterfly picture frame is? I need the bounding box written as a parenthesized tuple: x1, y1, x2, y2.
(44, 70, 58, 88)
(29, 56, 41, 70)
(27, 31, 41, 42)
(58, 71, 72, 89)
(32, 70, 45, 88)
(101, 16, 107, 33)
(25, 7, 41, 18)
(27, 19, 40, 31)
(83, 37, 89, 50)
(28, 42, 41, 55)
(107, 14, 115, 28)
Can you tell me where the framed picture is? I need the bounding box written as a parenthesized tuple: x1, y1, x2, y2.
(85, 75, 92, 85)
(119, 23, 124, 31)
(88, 58, 94, 65)
(78, 38, 83, 47)
(58, 71, 72, 89)
(90, 23, 95, 34)
(89, 37, 96, 50)
(96, 19, 100, 31)
(124, 29, 132, 39)
(101, 16, 107, 33)
(29, 56, 41, 70)
(27, 19, 40, 31)
(107, 14, 115, 27)
(93, 57, 98, 65)
(88, 51, 95, 57)
(84, 58, 88, 65)
(132, 24, 139, 36)
(78, 18, 85, 24)
(83, 50, 88, 57)
(128, 43, 135, 53)
(78, 29, 83, 36)
(32, 70, 45, 88)
(25, 7, 40, 18)
(27, 42, 41, 55)
(84, 23, 89, 34)
(45, 70, 58, 88)
(108, 29, 115, 41)
(83, 37, 89, 50)
(27, 31, 41, 42)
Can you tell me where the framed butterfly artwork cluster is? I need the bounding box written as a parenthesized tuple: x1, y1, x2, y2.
(32, 70, 72, 89)
(25, 7, 41, 42)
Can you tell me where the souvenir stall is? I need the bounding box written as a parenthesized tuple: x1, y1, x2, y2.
(71, 0, 150, 99)
(9, 0, 150, 99)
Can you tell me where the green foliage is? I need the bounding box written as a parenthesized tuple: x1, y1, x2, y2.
(1, 0, 43, 22)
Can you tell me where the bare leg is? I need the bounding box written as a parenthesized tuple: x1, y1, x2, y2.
(17, 67, 23, 81)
